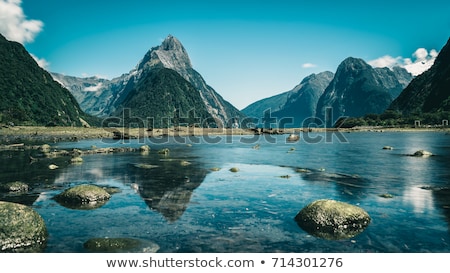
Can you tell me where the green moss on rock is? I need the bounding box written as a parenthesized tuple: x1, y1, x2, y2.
(54, 184, 111, 210)
(0, 201, 48, 252)
(295, 199, 371, 240)
(0, 181, 29, 192)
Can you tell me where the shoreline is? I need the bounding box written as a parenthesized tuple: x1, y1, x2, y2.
(0, 125, 449, 146)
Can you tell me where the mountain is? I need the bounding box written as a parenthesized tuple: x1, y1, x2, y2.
(241, 71, 334, 127)
(388, 38, 450, 115)
(272, 71, 334, 127)
(53, 35, 245, 127)
(316, 57, 413, 123)
(241, 92, 290, 119)
(113, 68, 214, 128)
(0, 34, 94, 127)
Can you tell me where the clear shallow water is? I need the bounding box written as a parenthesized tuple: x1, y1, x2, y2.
(1, 131, 450, 253)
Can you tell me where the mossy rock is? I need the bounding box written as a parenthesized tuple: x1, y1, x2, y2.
(379, 193, 394, 198)
(139, 145, 150, 152)
(54, 184, 111, 210)
(157, 148, 170, 155)
(295, 199, 371, 240)
(229, 167, 240, 172)
(412, 150, 433, 157)
(83, 238, 159, 253)
(39, 144, 51, 153)
(0, 181, 29, 192)
(70, 156, 83, 163)
(0, 201, 48, 252)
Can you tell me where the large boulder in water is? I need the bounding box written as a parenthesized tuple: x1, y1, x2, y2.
(54, 184, 111, 210)
(0, 201, 48, 252)
(295, 199, 371, 240)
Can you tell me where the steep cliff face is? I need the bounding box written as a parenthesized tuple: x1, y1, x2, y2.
(389, 38, 450, 114)
(272, 71, 334, 127)
(53, 35, 244, 127)
(316, 57, 412, 122)
(0, 34, 94, 126)
(241, 92, 290, 119)
(113, 68, 214, 128)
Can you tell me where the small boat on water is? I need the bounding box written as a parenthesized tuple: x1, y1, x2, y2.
(286, 133, 300, 142)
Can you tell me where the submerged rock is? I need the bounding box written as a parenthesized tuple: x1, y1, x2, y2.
(287, 134, 300, 142)
(379, 193, 394, 198)
(133, 163, 158, 169)
(54, 184, 111, 210)
(140, 145, 150, 152)
(70, 156, 83, 163)
(158, 148, 170, 155)
(0, 201, 48, 252)
(39, 144, 51, 153)
(295, 199, 371, 240)
(48, 164, 59, 170)
(412, 150, 433, 157)
(382, 146, 394, 150)
(180, 160, 191, 166)
(83, 237, 159, 253)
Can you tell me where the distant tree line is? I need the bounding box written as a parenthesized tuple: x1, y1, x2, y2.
(335, 110, 450, 128)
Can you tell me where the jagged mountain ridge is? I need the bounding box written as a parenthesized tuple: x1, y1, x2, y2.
(316, 57, 413, 122)
(0, 34, 95, 126)
(53, 35, 244, 126)
(388, 37, 450, 115)
(113, 68, 214, 128)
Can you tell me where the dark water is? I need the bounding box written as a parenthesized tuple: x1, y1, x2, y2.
(1, 131, 450, 253)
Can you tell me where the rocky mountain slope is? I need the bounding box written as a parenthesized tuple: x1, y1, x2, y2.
(272, 71, 334, 127)
(241, 92, 290, 119)
(113, 68, 214, 128)
(0, 34, 95, 126)
(388, 38, 450, 115)
(316, 57, 412, 122)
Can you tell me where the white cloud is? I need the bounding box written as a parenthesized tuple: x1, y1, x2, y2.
(0, 0, 43, 44)
(30, 53, 49, 69)
(367, 55, 402, 68)
(413, 48, 428, 61)
(302, 63, 317, 68)
(83, 83, 103, 92)
(368, 47, 438, 76)
(81, 73, 109, 79)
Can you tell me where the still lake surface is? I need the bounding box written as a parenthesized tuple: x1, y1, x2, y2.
(1, 131, 450, 253)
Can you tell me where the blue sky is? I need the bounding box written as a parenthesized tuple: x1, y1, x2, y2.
(1, 0, 449, 109)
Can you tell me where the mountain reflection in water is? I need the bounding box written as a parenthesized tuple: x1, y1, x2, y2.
(1, 132, 450, 253)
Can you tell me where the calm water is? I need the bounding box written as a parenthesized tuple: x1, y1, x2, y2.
(1, 131, 450, 253)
